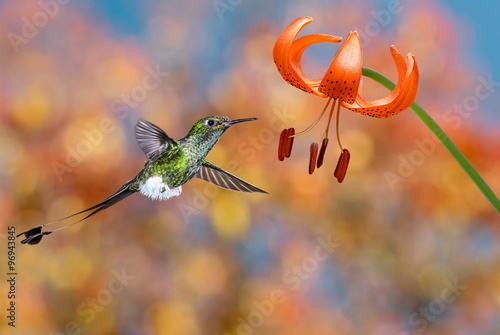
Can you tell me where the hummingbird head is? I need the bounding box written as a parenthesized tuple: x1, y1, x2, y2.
(184, 116, 258, 153)
(188, 116, 257, 137)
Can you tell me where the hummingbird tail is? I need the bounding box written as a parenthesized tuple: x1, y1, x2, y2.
(17, 181, 136, 245)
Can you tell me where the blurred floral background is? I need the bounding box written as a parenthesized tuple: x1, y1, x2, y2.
(1, 0, 499, 334)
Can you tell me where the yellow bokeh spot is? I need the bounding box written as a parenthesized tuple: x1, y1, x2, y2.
(342, 129, 374, 172)
(150, 300, 199, 335)
(205, 144, 229, 166)
(244, 33, 276, 72)
(48, 247, 93, 288)
(48, 195, 85, 225)
(79, 308, 115, 335)
(17, 166, 38, 197)
(95, 57, 143, 96)
(493, 274, 500, 305)
(184, 251, 227, 296)
(211, 192, 250, 241)
(12, 83, 51, 129)
(417, 263, 453, 297)
(57, 116, 125, 174)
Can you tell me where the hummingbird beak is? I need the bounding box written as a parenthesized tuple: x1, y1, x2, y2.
(223, 118, 258, 127)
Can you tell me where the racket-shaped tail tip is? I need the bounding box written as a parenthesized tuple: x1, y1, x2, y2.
(17, 226, 52, 245)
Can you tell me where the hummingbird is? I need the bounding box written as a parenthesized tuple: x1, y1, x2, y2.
(18, 116, 267, 245)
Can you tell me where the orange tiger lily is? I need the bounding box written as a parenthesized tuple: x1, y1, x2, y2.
(274, 16, 419, 182)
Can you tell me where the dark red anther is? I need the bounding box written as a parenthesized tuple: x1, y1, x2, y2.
(334, 149, 350, 183)
(278, 129, 287, 161)
(309, 142, 318, 174)
(278, 128, 295, 161)
(285, 128, 295, 158)
(316, 138, 329, 168)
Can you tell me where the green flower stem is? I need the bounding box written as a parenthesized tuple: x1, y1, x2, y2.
(362, 66, 500, 215)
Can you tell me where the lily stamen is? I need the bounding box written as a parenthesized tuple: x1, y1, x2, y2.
(278, 128, 295, 161)
(335, 100, 343, 151)
(321, 98, 338, 141)
(334, 149, 350, 183)
(309, 142, 319, 174)
(291, 97, 333, 137)
(316, 138, 329, 168)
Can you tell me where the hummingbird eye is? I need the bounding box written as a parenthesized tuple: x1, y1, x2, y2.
(205, 119, 216, 127)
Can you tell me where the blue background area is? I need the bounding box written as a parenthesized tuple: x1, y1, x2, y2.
(441, 0, 499, 74)
(87, 0, 147, 36)
(87, 0, 500, 75)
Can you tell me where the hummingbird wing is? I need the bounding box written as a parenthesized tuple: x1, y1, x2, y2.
(135, 119, 176, 161)
(195, 160, 268, 194)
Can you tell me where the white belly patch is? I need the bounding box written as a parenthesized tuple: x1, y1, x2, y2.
(139, 176, 182, 201)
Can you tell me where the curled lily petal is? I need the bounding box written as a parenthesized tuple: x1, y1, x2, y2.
(273, 16, 342, 96)
(341, 46, 419, 118)
(319, 31, 362, 104)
